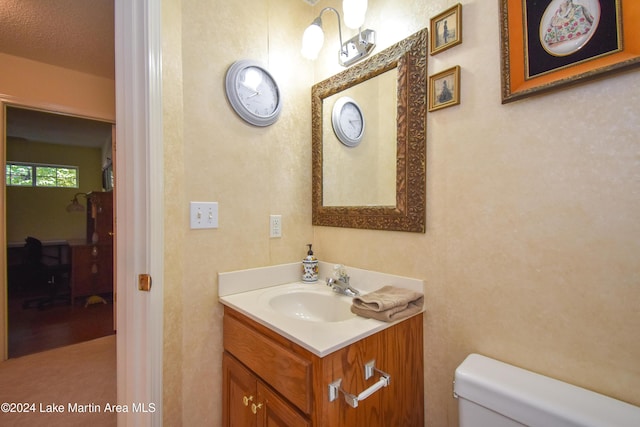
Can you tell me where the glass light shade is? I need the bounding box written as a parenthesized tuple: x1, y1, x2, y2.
(343, 0, 367, 29)
(301, 23, 324, 60)
(66, 197, 85, 213)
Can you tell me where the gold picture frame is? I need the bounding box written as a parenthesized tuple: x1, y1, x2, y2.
(428, 66, 460, 112)
(499, 0, 640, 103)
(430, 3, 462, 55)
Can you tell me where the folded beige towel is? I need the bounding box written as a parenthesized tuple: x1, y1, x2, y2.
(351, 285, 424, 322)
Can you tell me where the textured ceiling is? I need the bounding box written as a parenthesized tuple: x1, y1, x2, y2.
(0, 0, 114, 79)
(1, 0, 114, 146)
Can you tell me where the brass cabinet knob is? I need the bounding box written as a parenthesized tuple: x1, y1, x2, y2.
(242, 395, 253, 406)
(251, 402, 263, 415)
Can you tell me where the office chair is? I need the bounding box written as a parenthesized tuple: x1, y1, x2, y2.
(21, 237, 71, 309)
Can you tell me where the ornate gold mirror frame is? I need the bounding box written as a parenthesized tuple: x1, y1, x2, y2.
(312, 28, 427, 232)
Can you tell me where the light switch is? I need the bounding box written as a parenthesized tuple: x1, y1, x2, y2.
(190, 202, 218, 229)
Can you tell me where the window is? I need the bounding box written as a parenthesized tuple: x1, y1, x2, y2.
(6, 162, 79, 188)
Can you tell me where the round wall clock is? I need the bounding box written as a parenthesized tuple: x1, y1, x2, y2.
(331, 96, 365, 147)
(225, 60, 282, 127)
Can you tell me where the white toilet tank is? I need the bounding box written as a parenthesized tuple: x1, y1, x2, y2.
(454, 354, 640, 427)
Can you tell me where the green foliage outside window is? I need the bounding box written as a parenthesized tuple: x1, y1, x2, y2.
(6, 163, 78, 188)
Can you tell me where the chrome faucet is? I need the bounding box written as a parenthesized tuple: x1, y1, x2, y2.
(326, 276, 360, 297)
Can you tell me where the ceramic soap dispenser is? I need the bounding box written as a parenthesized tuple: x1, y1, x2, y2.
(302, 243, 319, 283)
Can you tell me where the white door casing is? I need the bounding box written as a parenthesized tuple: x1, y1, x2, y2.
(115, 0, 164, 425)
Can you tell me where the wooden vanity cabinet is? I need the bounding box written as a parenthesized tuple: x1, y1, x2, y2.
(223, 352, 310, 427)
(222, 306, 424, 426)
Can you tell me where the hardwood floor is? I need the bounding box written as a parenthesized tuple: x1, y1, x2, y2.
(8, 292, 114, 358)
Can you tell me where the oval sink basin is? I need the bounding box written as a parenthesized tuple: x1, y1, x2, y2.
(267, 290, 355, 323)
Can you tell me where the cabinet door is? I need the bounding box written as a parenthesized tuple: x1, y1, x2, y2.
(320, 332, 382, 426)
(379, 313, 424, 427)
(257, 382, 310, 427)
(223, 352, 257, 427)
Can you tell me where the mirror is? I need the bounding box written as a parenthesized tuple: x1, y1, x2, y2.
(312, 28, 427, 232)
(322, 69, 397, 207)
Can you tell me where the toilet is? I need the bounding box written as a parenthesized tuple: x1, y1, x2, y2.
(454, 354, 640, 427)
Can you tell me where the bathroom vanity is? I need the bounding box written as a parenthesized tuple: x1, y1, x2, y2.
(223, 307, 423, 426)
(219, 263, 425, 426)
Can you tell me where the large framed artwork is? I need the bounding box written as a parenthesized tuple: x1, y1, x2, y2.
(499, 0, 640, 103)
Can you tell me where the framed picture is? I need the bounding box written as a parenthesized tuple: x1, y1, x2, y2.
(430, 3, 462, 55)
(499, 0, 640, 103)
(428, 66, 460, 112)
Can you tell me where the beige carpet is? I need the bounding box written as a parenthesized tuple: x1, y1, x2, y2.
(0, 335, 116, 426)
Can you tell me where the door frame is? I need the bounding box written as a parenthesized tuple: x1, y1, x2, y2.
(0, 1, 164, 424)
(0, 97, 115, 359)
(115, 0, 164, 425)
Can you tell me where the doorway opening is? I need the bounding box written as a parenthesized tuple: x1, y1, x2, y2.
(4, 105, 115, 358)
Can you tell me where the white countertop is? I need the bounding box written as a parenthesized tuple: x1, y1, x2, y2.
(218, 262, 425, 357)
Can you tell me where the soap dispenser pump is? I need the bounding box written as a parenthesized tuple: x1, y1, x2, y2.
(302, 243, 319, 283)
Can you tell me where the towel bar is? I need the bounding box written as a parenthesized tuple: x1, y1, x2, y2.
(328, 360, 391, 408)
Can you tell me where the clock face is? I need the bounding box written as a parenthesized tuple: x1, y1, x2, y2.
(332, 97, 365, 147)
(225, 60, 282, 126)
(236, 66, 279, 117)
(338, 102, 363, 139)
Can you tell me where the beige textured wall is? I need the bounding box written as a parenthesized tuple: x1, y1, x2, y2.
(0, 53, 115, 121)
(161, 0, 184, 424)
(313, 0, 640, 426)
(163, 0, 640, 425)
(162, 0, 314, 424)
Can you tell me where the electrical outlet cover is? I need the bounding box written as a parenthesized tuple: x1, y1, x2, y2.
(270, 214, 282, 238)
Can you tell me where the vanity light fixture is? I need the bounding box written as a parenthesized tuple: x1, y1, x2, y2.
(301, 0, 376, 67)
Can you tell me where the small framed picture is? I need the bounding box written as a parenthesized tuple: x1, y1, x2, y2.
(428, 66, 460, 112)
(430, 3, 462, 55)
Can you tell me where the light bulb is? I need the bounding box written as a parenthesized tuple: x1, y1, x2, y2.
(343, 0, 367, 30)
(301, 23, 325, 60)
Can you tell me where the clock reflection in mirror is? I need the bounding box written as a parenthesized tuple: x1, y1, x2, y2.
(332, 97, 365, 147)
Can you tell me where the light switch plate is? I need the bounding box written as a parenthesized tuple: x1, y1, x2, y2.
(190, 202, 218, 229)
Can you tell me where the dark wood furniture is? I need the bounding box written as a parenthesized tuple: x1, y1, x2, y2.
(69, 191, 113, 303)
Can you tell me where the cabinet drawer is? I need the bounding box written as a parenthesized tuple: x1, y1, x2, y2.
(224, 314, 312, 414)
